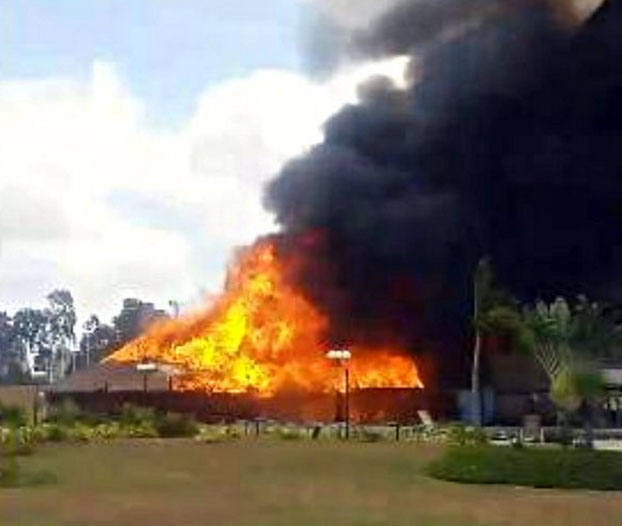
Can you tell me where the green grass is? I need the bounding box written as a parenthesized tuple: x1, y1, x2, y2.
(1, 441, 622, 526)
(428, 446, 622, 491)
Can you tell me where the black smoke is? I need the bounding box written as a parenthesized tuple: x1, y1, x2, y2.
(303, 0, 539, 74)
(352, 0, 506, 58)
(266, 0, 622, 385)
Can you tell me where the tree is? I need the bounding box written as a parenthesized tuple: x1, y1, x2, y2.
(0, 312, 26, 384)
(46, 290, 76, 344)
(10, 290, 77, 382)
(79, 315, 117, 365)
(45, 289, 77, 378)
(81, 315, 100, 368)
(470, 258, 522, 425)
(12, 308, 49, 370)
(522, 297, 615, 447)
(112, 299, 169, 348)
(0, 312, 14, 377)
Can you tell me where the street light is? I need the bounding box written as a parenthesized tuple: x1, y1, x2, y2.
(327, 349, 352, 439)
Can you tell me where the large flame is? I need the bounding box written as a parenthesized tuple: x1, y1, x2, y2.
(107, 239, 423, 395)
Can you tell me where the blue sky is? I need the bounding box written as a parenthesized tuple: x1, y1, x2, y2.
(1, 0, 303, 126)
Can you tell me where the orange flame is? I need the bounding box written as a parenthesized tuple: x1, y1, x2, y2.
(107, 240, 424, 395)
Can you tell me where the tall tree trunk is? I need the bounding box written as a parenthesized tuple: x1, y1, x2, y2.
(471, 261, 483, 427)
(471, 331, 483, 426)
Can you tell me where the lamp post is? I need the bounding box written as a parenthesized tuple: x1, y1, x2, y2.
(327, 349, 352, 440)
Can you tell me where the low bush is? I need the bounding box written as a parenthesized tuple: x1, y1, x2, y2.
(66, 423, 102, 442)
(0, 401, 27, 428)
(91, 422, 123, 441)
(195, 426, 224, 444)
(276, 427, 304, 441)
(154, 412, 198, 438)
(409, 425, 448, 444)
(427, 446, 622, 491)
(224, 426, 243, 440)
(122, 422, 159, 439)
(195, 425, 240, 444)
(407, 424, 488, 446)
(120, 404, 156, 428)
(445, 424, 488, 446)
(40, 420, 160, 442)
(46, 399, 83, 426)
(0, 426, 37, 456)
(25, 405, 199, 443)
(42, 423, 70, 443)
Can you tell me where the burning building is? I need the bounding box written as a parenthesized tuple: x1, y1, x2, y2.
(107, 240, 423, 396)
(61, 0, 622, 423)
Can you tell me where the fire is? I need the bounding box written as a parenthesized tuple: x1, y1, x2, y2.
(107, 239, 424, 395)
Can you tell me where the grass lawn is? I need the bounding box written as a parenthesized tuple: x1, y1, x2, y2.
(1, 441, 621, 526)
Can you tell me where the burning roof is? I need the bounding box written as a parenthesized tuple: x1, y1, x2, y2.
(107, 239, 423, 394)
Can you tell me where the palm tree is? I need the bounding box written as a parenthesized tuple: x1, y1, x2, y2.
(470, 258, 522, 425)
(521, 297, 614, 448)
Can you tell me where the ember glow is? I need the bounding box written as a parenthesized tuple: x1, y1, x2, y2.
(107, 239, 423, 395)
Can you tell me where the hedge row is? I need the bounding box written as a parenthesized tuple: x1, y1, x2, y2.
(428, 446, 622, 491)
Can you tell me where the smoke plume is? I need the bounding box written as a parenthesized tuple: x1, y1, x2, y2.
(269, 0, 622, 384)
(303, 0, 602, 74)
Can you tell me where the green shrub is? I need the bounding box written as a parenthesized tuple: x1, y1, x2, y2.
(427, 446, 622, 491)
(410, 425, 448, 444)
(276, 427, 303, 441)
(123, 422, 159, 439)
(446, 424, 488, 446)
(120, 404, 156, 427)
(47, 399, 82, 426)
(0, 427, 37, 456)
(224, 426, 242, 440)
(34, 422, 92, 443)
(154, 412, 198, 438)
(67, 423, 97, 443)
(195, 425, 245, 443)
(0, 401, 27, 428)
(1, 427, 12, 447)
(195, 426, 228, 444)
(43, 423, 69, 443)
(91, 422, 124, 441)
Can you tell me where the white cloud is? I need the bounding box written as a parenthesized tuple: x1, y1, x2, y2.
(0, 57, 408, 323)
